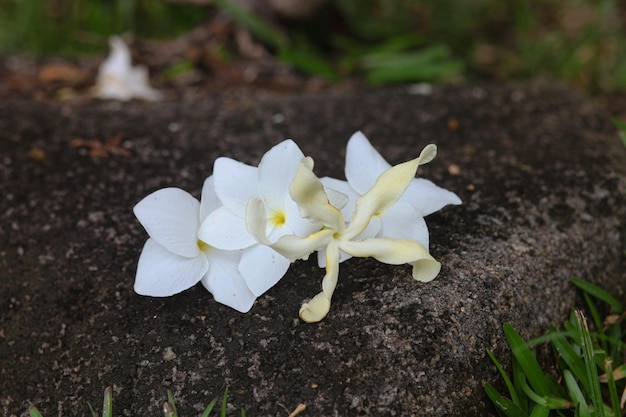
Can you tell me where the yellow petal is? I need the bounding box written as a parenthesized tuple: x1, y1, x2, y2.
(339, 237, 433, 265)
(346, 144, 437, 240)
(299, 240, 340, 322)
(412, 257, 441, 282)
(270, 229, 334, 262)
(289, 157, 345, 232)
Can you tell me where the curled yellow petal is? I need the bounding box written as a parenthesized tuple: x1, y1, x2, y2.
(289, 157, 345, 231)
(299, 240, 340, 322)
(339, 237, 431, 265)
(412, 257, 441, 282)
(299, 292, 331, 323)
(346, 144, 437, 240)
(270, 229, 333, 262)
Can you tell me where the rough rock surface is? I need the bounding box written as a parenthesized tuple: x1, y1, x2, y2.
(1, 83, 625, 416)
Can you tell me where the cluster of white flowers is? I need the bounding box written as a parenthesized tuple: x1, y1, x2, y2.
(133, 132, 461, 322)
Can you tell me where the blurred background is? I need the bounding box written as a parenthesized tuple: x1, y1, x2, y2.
(1, 0, 626, 96)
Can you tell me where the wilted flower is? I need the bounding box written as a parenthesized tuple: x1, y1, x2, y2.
(94, 36, 162, 102)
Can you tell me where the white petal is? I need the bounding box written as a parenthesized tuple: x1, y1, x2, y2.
(133, 187, 200, 258)
(378, 202, 429, 249)
(345, 131, 391, 194)
(346, 145, 436, 240)
(198, 206, 256, 250)
(134, 239, 208, 296)
(257, 139, 304, 210)
(199, 176, 222, 222)
(239, 244, 291, 296)
(401, 178, 462, 216)
(201, 249, 256, 313)
(213, 157, 258, 217)
(321, 176, 358, 221)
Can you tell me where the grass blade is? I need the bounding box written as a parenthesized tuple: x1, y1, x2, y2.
(575, 310, 605, 417)
(603, 358, 622, 417)
(571, 278, 623, 313)
(484, 384, 529, 417)
(547, 326, 590, 394)
(28, 407, 43, 417)
(220, 388, 229, 417)
(487, 348, 521, 406)
(504, 323, 550, 397)
(563, 369, 591, 417)
(213, 0, 287, 50)
(102, 387, 112, 417)
(528, 404, 550, 417)
(164, 391, 177, 417)
(200, 398, 218, 417)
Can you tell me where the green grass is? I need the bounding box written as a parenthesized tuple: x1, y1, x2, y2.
(28, 387, 245, 417)
(2, 0, 626, 91)
(0, 0, 207, 55)
(485, 278, 626, 417)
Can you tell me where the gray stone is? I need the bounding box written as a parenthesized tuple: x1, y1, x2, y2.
(1, 83, 625, 416)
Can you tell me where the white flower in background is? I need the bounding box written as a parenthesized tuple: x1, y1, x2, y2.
(198, 140, 346, 297)
(247, 144, 442, 323)
(93, 36, 162, 102)
(133, 178, 255, 313)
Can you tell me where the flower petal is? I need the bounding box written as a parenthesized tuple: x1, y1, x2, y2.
(412, 257, 442, 283)
(345, 131, 391, 194)
(378, 202, 429, 249)
(199, 176, 222, 222)
(213, 157, 258, 217)
(201, 249, 256, 313)
(317, 216, 380, 267)
(276, 195, 320, 239)
(257, 139, 304, 210)
(321, 176, 357, 221)
(133, 187, 200, 258)
(272, 229, 334, 262)
(346, 144, 437, 240)
(289, 157, 345, 231)
(134, 239, 208, 296)
(339, 237, 432, 266)
(198, 206, 256, 250)
(299, 239, 340, 323)
(401, 178, 462, 217)
(239, 244, 291, 296)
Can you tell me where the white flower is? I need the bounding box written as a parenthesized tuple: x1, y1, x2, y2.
(316, 132, 461, 270)
(93, 36, 162, 102)
(246, 144, 441, 322)
(199, 140, 334, 297)
(322, 131, 462, 250)
(133, 178, 255, 313)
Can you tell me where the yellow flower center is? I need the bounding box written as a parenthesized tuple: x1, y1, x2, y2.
(197, 239, 211, 253)
(269, 209, 286, 227)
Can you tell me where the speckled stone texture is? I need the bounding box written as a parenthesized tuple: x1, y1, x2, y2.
(1, 83, 625, 416)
